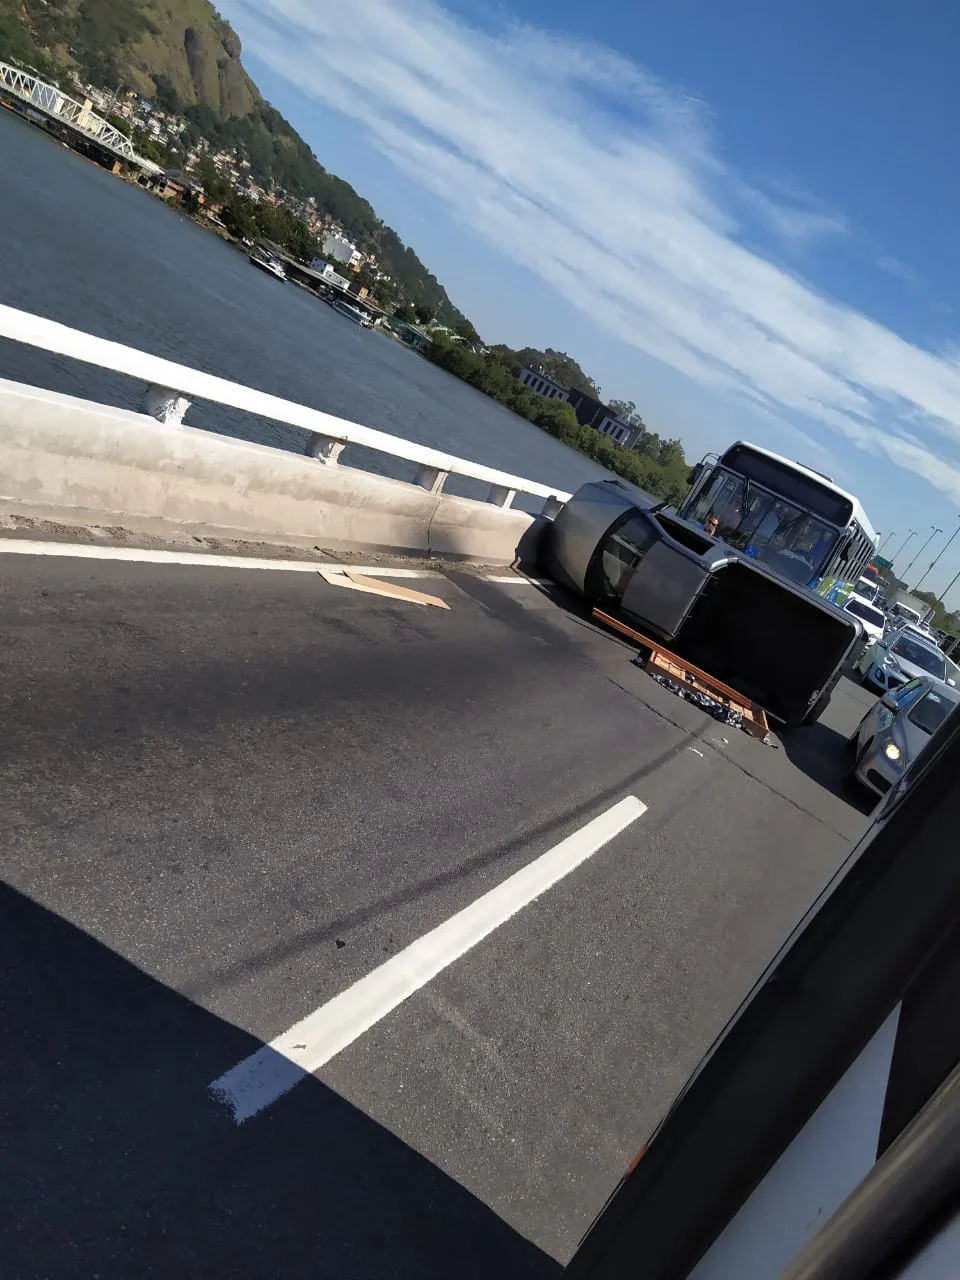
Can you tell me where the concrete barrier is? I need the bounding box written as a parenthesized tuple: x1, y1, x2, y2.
(0, 379, 539, 565)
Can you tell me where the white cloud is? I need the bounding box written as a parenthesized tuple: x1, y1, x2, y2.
(741, 187, 850, 245)
(227, 0, 960, 504)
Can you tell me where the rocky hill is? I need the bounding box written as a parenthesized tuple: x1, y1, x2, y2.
(0, 0, 467, 325)
(0, 0, 257, 115)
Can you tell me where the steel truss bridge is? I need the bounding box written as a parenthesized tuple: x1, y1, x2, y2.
(0, 60, 161, 172)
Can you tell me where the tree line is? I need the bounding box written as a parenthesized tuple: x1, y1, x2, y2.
(423, 337, 690, 503)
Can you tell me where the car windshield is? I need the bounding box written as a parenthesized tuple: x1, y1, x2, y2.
(845, 598, 885, 627)
(908, 689, 959, 735)
(891, 637, 946, 678)
(684, 467, 840, 583)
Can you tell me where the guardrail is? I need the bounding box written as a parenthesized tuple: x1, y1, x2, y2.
(0, 303, 571, 516)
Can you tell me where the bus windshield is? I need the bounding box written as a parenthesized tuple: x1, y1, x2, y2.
(683, 466, 840, 584)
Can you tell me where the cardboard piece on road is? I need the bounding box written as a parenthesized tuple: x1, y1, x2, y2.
(319, 569, 450, 610)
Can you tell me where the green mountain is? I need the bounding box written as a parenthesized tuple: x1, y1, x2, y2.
(0, 0, 468, 326)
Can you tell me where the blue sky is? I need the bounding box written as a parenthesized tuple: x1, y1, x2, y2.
(220, 0, 960, 600)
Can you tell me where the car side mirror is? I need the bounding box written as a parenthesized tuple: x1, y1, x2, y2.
(880, 693, 898, 711)
(949, 679, 956, 688)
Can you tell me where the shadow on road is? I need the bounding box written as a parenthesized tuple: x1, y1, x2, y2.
(778, 720, 875, 813)
(0, 882, 559, 1280)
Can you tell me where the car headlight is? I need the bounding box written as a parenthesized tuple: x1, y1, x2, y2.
(883, 742, 902, 762)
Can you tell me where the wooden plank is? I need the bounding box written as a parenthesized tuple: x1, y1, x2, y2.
(346, 573, 450, 609)
(318, 570, 450, 610)
(592, 607, 769, 737)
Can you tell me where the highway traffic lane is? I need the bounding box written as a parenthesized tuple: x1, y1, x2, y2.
(2, 555, 696, 1041)
(1, 554, 864, 1269)
(0, 880, 559, 1280)
(473, 575, 880, 841)
(317, 709, 861, 1262)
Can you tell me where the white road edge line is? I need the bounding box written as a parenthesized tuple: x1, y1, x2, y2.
(208, 795, 647, 1124)
(0, 539, 441, 577)
(483, 574, 554, 586)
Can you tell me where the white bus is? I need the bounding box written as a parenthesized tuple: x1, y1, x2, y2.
(680, 441, 878, 591)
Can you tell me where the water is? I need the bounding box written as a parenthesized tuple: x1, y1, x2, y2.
(0, 109, 612, 509)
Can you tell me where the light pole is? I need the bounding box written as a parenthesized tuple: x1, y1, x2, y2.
(903, 526, 942, 580)
(892, 529, 917, 574)
(914, 515, 960, 593)
(940, 561, 960, 611)
(878, 531, 897, 555)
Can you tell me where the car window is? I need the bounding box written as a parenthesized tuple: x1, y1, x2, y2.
(907, 690, 959, 736)
(845, 598, 885, 627)
(891, 637, 947, 678)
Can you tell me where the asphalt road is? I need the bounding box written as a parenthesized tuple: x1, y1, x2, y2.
(0, 548, 878, 1277)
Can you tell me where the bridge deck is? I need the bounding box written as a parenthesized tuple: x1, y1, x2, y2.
(0, 531, 874, 1276)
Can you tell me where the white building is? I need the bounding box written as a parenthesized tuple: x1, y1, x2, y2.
(520, 367, 570, 401)
(322, 232, 362, 268)
(309, 260, 351, 290)
(596, 413, 641, 447)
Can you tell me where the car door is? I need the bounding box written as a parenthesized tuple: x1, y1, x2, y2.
(861, 634, 889, 675)
(861, 678, 924, 746)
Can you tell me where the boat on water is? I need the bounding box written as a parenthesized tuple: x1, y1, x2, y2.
(248, 253, 287, 281)
(329, 297, 373, 328)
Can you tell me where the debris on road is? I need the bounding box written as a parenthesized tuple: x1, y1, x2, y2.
(591, 607, 774, 744)
(319, 570, 450, 609)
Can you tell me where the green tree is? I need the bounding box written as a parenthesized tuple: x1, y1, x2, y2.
(657, 438, 685, 469)
(219, 194, 259, 242)
(105, 112, 131, 138)
(131, 129, 179, 167)
(415, 303, 435, 326)
(608, 398, 646, 428)
(151, 73, 181, 114)
(456, 319, 483, 349)
(195, 155, 229, 203)
(531, 398, 580, 436)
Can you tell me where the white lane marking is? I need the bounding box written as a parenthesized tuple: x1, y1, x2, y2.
(483, 574, 553, 586)
(0, 539, 441, 577)
(208, 795, 647, 1123)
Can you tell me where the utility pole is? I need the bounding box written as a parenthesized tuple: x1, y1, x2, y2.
(878, 530, 896, 555)
(940, 561, 960, 612)
(903, 526, 942, 580)
(892, 529, 917, 574)
(914, 515, 960, 593)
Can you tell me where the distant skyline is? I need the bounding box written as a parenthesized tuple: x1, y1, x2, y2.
(221, 0, 960, 602)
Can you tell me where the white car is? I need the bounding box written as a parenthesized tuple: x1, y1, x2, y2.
(842, 594, 885, 647)
(856, 630, 950, 693)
